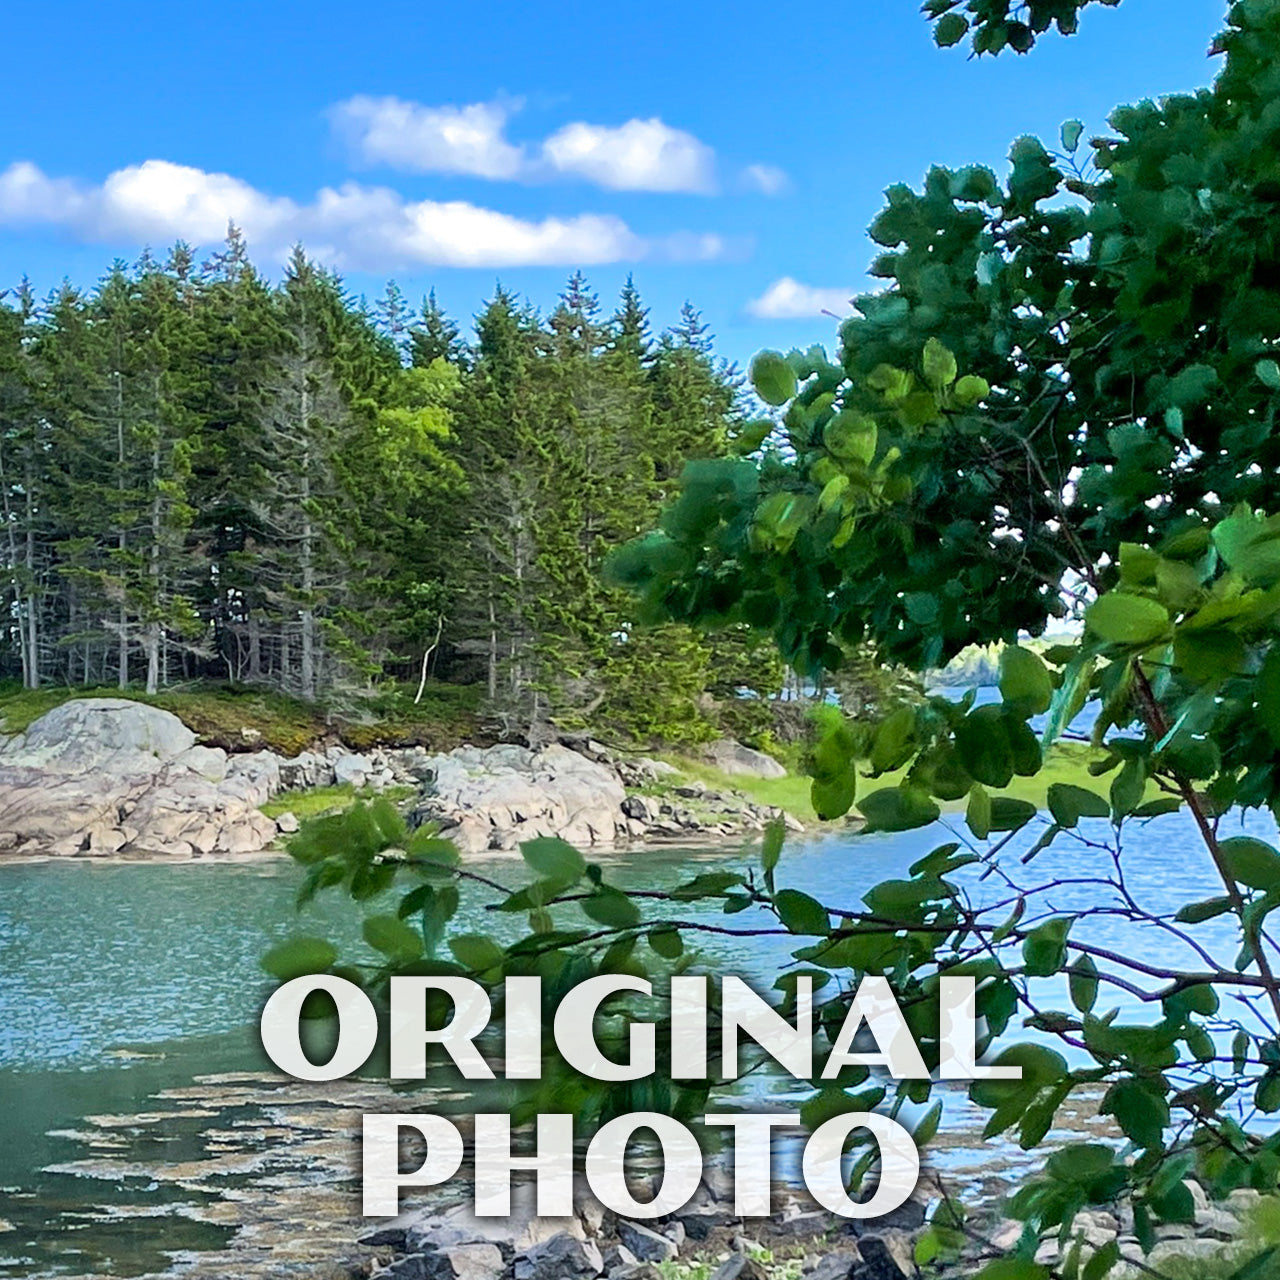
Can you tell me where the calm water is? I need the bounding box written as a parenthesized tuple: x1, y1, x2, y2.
(3, 804, 1279, 1276)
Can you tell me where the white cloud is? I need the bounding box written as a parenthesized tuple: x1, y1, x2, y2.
(746, 277, 854, 319)
(540, 118, 716, 193)
(741, 164, 789, 196)
(0, 158, 726, 269)
(332, 97, 719, 194)
(331, 96, 525, 180)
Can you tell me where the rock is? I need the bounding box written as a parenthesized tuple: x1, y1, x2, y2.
(358, 1224, 408, 1249)
(616, 1220, 678, 1263)
(276, 811, 300, 834)
(1226, 1188, 1262, 1214)
(1194, 1208, 1242, 1240)
(850, 1232, 915, 1280)
(807, 1252, 860, 1280)
(705, 739, 787, 779)
(514, 1232, 603, 1280)
(334, 752, 373, 787)
(0, 699, 287, 861)
(421, 1242, 506, 1280)
(380, 1256, 432, 1280)
(409, 743, 626, 854)
(1149, 1238, 1227, 1268)
(710, 1257, 768, 1280)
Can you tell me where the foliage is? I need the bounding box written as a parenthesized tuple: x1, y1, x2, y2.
(924, 0, 1125, 55)
(268, 7, 1280, 1277)
(0, 252, 757, 748)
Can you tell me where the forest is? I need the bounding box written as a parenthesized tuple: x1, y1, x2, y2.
(0, 238, 780, 744)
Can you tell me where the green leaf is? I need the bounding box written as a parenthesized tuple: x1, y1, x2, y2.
(1085, 593, 1171, 645)
(1220, 836, 1280, 892)
(953, 374, 990, 406)
(583, 887, 642, 929)
(1069, 955, 1099, 1014)
(520, 837, 586, 883)
(1102, 1077, 1169, 1150)
(647, 926, 683, 959)
(971, 1258, 1051, 1279)
(1258, 648, 1280, 749)
(812, 769, 857, 820)
(922, 337, 958, 389)
(363, 914, 425, 963)
(858, 787, 941, 833)
(761, 818, 785, 876)
(1000, 645, 1054, 713)
(955, 705, 1015, 788)
(751, 350, 798, 406)
(1175, 895, 1233, 924)
(1047, 783, 1111, 828)
(774, 888, 831, 935)
(1258, 359, 1280, 390)
(1061, 119, 1084, 153)
(447, 933, 505, 972)
(934, 12, 969, 47)
(1110, 759, 1146, 819)
(914, 1100, 943, 1147)
(1023, 917, 1072, 977)
(262, 936, 338, 981)
(989, 798, 1038, 832)
(967, 784, 992, 840)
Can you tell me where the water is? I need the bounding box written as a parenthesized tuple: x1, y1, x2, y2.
(3, 804, 1279, 1276)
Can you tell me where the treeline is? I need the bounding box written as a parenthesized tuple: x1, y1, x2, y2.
(0, 231, 779, 742)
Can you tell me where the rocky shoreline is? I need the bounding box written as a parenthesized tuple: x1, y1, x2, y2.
(0, 698, 803, 861)
(353, 1169, 1272, 1280)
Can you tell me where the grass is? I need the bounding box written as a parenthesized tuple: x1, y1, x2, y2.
(655, 740, 1131, 829)
(0, 678, 485, 756)
(259, 783, 415, 821)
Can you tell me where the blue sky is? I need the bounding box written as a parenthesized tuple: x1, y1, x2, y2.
(0, 0, 1227, 369)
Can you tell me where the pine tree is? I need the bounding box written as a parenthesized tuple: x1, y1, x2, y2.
(409, 289, 467, 369)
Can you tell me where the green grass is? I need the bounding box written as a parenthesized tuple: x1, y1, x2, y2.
(655, 740, 1148, 829)
(259, 783, 415, 821)
(656, 755, 822, 823)
(0, 678, 485, 756)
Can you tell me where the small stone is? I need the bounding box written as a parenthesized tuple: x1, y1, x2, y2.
(617, 1219, 678, 1263)
(1226, 1188, 1263, 1215)
(423, 1243, 506, 1280)
(380, 1256, 431, 1280)
(514, 1232, 603, 1280)
(807, 1251, 860, 1280)
(711, 1257, 768, 1280)
(358, 1224, 409, 1249)
(1184, 1180, 1210, 1214)
(276, 811, 300, 834)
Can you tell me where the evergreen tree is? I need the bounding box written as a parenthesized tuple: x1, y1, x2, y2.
(409, 289, 467, 369)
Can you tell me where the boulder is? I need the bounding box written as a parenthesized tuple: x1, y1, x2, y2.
(514, 1232, 603, 1280)
(615, 1221, 678, 1264)
(409, 743, 626, 855)
(0, 699, 286, 861)
(705, 739, 787, 779)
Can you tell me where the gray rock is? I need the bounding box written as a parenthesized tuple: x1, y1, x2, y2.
(850, 1233, 915, 1280)
(807, 1252, 860, 1280)
(710, 1257, 768, 1280)
(334, 752, 373, 787)
(276, 811, 300, 834)
(410, 743, 626, 854)
(616, 1220, 678, 1263)
(0, 699, 282, 861)
(514, 1232, 604, 1280)
(421, 1242, 506, 1280)
(705, 739, 787, 779)
(380, 1255, 432, 1280)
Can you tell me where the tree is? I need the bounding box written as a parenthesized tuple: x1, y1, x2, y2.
(273, 7, 1280, 1278)
(926, 0, 1126, 55)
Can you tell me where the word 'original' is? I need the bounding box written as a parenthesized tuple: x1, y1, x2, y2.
(259, 973, 1018, 1218)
